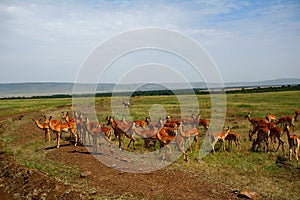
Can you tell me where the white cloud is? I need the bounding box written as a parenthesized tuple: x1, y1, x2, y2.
(0, 0, 299, 83)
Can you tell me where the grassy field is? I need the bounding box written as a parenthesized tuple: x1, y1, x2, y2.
(0, 91, 300, 199)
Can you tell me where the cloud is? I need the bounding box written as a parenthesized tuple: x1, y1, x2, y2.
(0, 0, 299, 83)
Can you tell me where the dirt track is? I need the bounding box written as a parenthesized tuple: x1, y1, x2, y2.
(0, 111, 243, 199)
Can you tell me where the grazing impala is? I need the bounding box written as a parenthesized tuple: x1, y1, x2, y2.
(252, 127, 270, 152)
(283, 125, 300, 162)
(269, 127, 284, 152)
(210, 127, 230, 153)
(248, 122, 276, 141)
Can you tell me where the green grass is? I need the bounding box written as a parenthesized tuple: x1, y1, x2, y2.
(1, 91, 300, 199)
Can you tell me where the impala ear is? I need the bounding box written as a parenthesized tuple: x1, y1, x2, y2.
(31, 119, 35, 122)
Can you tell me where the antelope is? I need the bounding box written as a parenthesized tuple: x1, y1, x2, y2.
(248, 122, 276, 141)
(130, 123, 158, 149)
(269, 127, 284, 152)
(252, 127, 270, 152)
(283, 125, 300, 162)
(210, 127, 230, 153)
(32, 117, 51, 142)
(74, 112, 85, 142)
(62, 111, 75, 123)
(156, 126, 187, 161)
(193, 114, 209, 129)
(62, 111, 76, 140)
(107, 116, 135, 150)
(181, 114, 196, 127)
(178, 125, 199, 152)
(146, 117, 163, 131)
(225, 132, 240, 150)
(276, 116, 295, 130)
(294, 110, 300, 122)
(48, 116, 78, 148)
(166, 115, 182, 127)
(245, 113, 268, 130)
(134, 117, 147, 128)
(85, 117, 113, 155)
(265, 114, 277, 123)
(122, 100, 130, 109)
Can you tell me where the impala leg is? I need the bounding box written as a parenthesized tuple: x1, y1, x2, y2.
(57, 132, 61, 148)
(289, 149, 293, 160)
(188, 137, 192, 153)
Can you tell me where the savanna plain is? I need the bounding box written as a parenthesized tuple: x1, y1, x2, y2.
(0, 91, 300, 199)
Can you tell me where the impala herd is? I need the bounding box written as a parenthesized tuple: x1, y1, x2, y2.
(32, 109, 300, 163)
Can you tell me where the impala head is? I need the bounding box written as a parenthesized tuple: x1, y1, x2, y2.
(62, 111, 68, 118)
(245, 113, 250, 118)
(224, 126, 230, 132)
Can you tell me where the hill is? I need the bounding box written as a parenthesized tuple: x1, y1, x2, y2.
(0, 78, 299, 98)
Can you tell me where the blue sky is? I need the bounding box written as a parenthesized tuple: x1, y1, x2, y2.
(0, 0, 299, 83)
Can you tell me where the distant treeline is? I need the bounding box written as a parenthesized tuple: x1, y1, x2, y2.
(1, 84, 299, 100)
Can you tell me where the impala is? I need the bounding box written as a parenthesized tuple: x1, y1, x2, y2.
(85, 117, 113, 155)
(251, 127, 270, 152)
(210, 127, 230, 153)
(107, 116, 135, 150)
(122, 100, 130, 109)
(225, 132, 240, 150)
(48, 116, 78, 148)
(32, 117, 51, 142)
(166, 115, 182, 127)
(269, 127, 284, 152)
(276, 116, 295, 130)
(283, 125, 300, 162)
(156, 126, 187, 161)
(193, 114, 209, 129)
(178, 125, 199, 152)
(134, 117, 147, 128)
(265, 114, 277, 123)
(62, 111, 75, 123)
(248, 122, 275, 141)
(245, 113, 268, 130)
(130, 123, 158, 149)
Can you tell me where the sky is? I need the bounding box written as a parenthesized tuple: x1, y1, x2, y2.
(0, 0, 299, 84)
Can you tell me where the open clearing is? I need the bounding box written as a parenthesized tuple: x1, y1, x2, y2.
(0, 91, 300, 199)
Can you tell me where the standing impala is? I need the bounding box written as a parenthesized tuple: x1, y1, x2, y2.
(245, 113, 268, 130)
(32, 117, 51, 142)
(48, 116, 78, 148)
(276, 116, 295, 130)
(283, 125, 300, 162)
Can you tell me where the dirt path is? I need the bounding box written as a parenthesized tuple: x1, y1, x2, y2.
(0, 111, 243, 199)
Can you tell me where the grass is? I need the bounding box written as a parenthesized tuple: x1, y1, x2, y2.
(1, 90, 300, 199)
